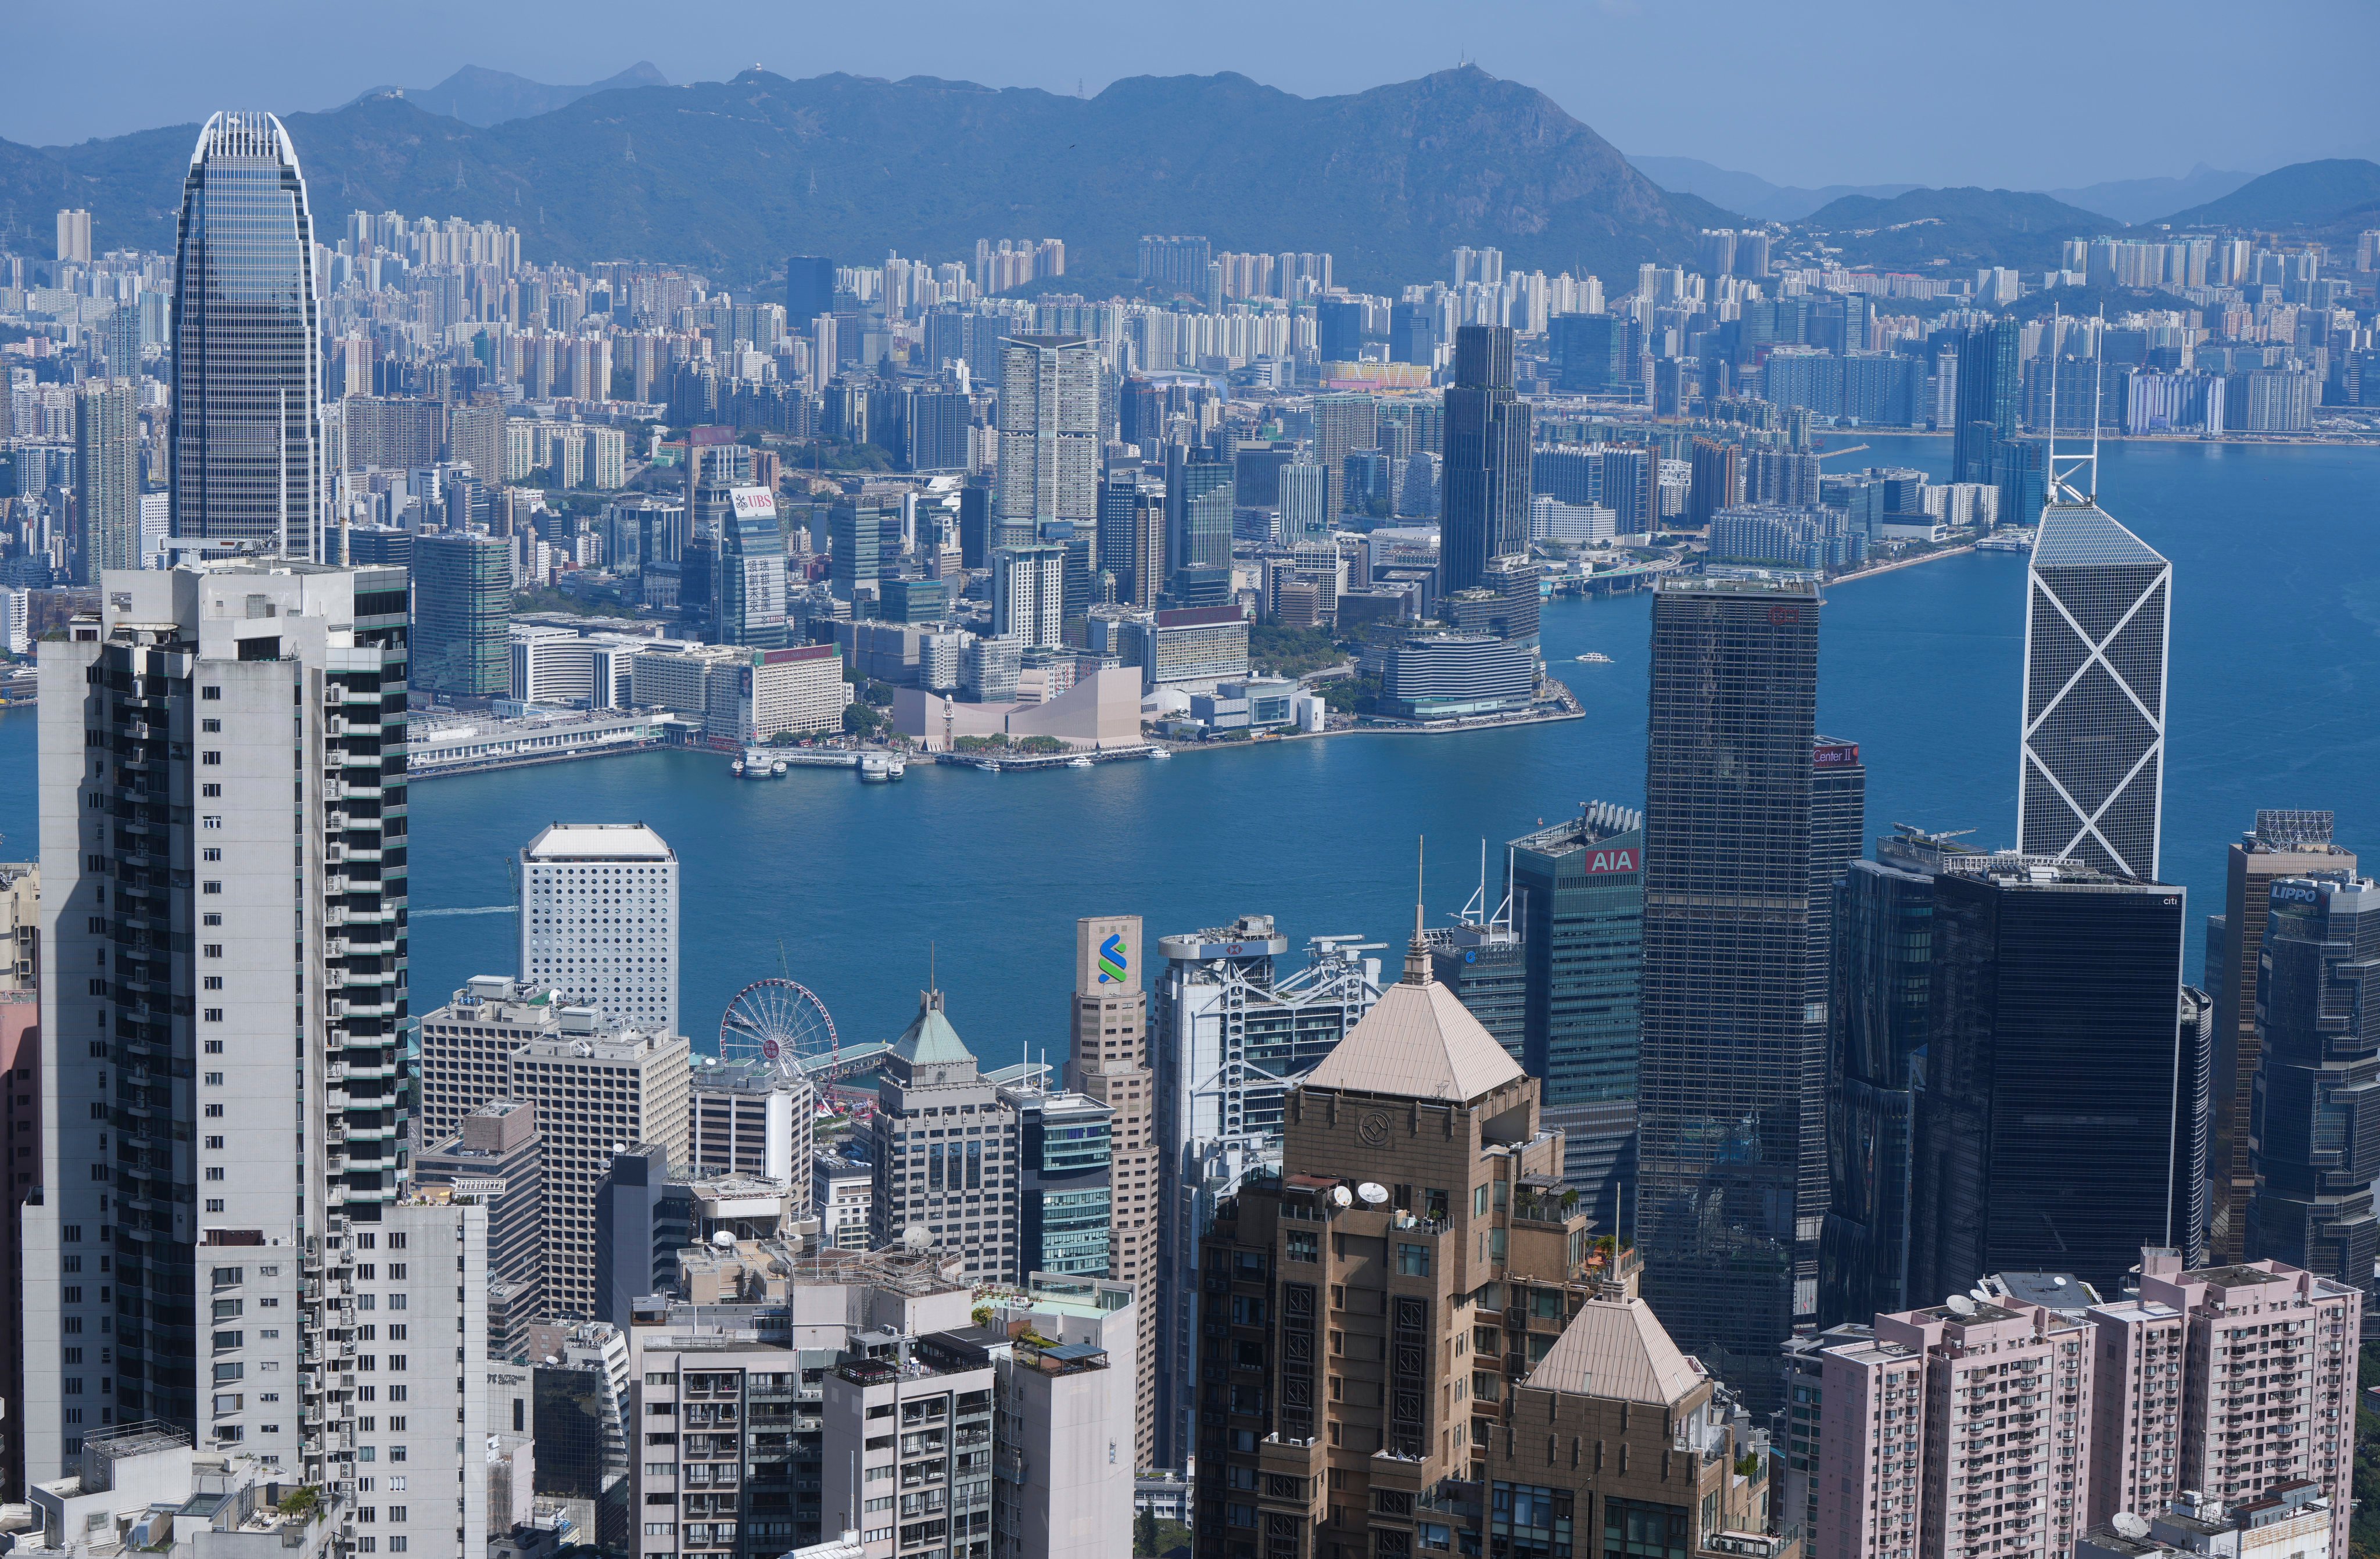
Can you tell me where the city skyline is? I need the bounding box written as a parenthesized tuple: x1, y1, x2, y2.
(6, 2, 2378, 190)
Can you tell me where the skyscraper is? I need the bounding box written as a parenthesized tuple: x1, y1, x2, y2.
(995, 334, 1100, 530)
(991, 542, 1067, 648)
(1951, 318, 2019, 486)
(2248, 873, 2380, 1285)
(867, 987, 1021, 1284)
(1908, 854, 2192, 1304)
(170, 113, 322, 556)
(1163, 442, 1232, 583)
(411, 531, 512, 700)
(1637, 573, 1822, 1409)
(519, 823, 680, 1037)
(784, 253, 834, 328)
(715, 488, 788, 648)
(1507, 801, 1644, 1230)
(2209, 810, 2355, 1260)
(1439, 324, 1532, 594)
(71, 380, 141, 581)
(2017, 502, 2170, 879)
(27, 561, 419, 1481)
(1817, 827, 1977, 1327)
(1310, 392, 1377, 519)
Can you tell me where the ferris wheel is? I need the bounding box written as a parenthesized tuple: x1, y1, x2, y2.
(719, 977, 840, 1080)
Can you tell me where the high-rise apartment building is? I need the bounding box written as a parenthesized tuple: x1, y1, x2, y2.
(2210, 811, 2355, 1260)
(2248, 874, 2380, 1284)
(519, 822, 680, 1036)
(1, 862, 35, 1502)
(1310, 393, 1377, 519)
(1439, 324, 1532, 593)
(995, 334, 1100, 529)
(1637, 573, 1822, 1409)
(411, 532, 512, 700)
(2017, 503, 2170, 880)
(1908, 854, 2193, 1303)
(27, 560, 415, 1485)
(71, 381, 140, 583)
(868, 988, 1021, 1283)
(56, 207, 91, 264)
(1064, 914, 1161, 1472)
(507, 1015, 690, 1319)
(1814, 1250, 2361, 1559)
(1150, 918, 1379, 1467)
(1506, 802, 1643, 1229)
(170, 114, 323, 557)
(1686, 436, 1743, 531)
(1189, 922, 1610, 1556)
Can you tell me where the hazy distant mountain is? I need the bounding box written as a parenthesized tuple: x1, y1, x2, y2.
(1625, 155, 1919, 222)
(2159, 157, 2380, 232)
(0, 65, 1729, 291)
(345, 62, 670, 128)
(1799, 187, 2115, 273)
(2041, 164, 2253, 225)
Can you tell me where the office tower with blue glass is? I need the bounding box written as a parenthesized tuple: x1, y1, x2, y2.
(170, 112, 323, 555)
(1439, 324, 1532, 594)
(1507, 802, 1644, 1231)
(1006, 1085, 1114, 1278)
(2018, 502, 2170, 880)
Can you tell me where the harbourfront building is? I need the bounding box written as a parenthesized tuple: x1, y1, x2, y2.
(519, 821, 680, 1037)
(2017, 503, 2171, 880)
(169, 113, 324, 557)
(1506, 801, 1644, 1232)
(1150, 916, 1381, 1468)
(412, 531, 513, 700)
(1637, 572, 1823, 1410)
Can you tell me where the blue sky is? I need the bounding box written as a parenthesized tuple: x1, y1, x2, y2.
(10, 0, 2376, 188)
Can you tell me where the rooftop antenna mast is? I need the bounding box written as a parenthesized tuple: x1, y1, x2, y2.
(2044, 306, 2099, 507)
(1460, 838, 1489, 927)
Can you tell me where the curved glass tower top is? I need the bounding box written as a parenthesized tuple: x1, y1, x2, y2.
(170, 110, 322, 558)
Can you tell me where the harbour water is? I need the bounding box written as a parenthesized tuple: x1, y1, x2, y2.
(1, 436, 2373, 1064)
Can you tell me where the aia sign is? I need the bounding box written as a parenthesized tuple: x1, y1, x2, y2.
(1585, 848, 1639, 875)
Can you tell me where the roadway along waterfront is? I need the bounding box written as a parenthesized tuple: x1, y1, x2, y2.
(0, 438, 2372, 1065)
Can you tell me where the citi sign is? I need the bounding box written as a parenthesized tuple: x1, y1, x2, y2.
(1585, 848, 1639, 874)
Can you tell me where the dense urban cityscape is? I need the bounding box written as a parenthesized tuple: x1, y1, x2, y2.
(0, 27, 2377, 1559)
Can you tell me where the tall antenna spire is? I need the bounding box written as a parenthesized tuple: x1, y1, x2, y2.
(2088, 307, 2105, 499)
(1403, 836, 1433, 985)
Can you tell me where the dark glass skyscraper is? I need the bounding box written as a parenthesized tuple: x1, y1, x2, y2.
(1638, 575, 1821, 1409)
(1908, 855, 2190, 1303)
(1440, 324, 1532, 593)
(1508, 801, 1644, 1231)
(1951, 318, 2019, 485)
(1164, 442, 1232, 582)
(785, 254, 834, 328)
(2248, 875, 2380, 1285)
(170, 112, 322, 556)
(1817, 827, 1976, 1326)
(411, 532, 512, 699)
(2017, 503, 2170, 880)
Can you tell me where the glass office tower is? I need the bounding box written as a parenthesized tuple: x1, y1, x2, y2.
(170, 112, 322, 556)
(1637, 574, 1822, 1413)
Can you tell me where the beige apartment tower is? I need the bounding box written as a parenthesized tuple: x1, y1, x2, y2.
(1066, 914, 1160, 1472)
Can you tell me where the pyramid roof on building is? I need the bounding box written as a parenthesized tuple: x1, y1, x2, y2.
(1522, 1295, 1705, 1406)
(890, 989, 975, 1069)
(1302, 951, 1525, 1103)
(2032, 504, 2166, 571)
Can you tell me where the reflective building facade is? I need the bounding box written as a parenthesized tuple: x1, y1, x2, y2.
(2248, 874, 2380, 1285)
(1439, 324, 1533, 593)
(1637, 574, 1822, 1411)
(170, 112, 323, 555)
(2017, 503, 2170, 880)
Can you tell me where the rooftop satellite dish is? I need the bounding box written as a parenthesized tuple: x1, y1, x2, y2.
(1329, 1185, 1354, 1209)
(2052, 1275, 2068, 1288)
(901, 1224, 933, 1251)
(711, 1230, 735, 1248)
(2113, 1514, 2151, 1541)
(1946, 1295, 1977, 1317)
(1356, 1182, 1389, 1206)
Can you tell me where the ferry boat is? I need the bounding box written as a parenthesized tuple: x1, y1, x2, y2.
(1574, 652, 1614, 664)
(1147, 747, 1172, 760)
(1067, 757, 1095, 769)
(858, 752, 906, 784)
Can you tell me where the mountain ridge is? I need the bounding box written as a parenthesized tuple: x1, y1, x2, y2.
(0, 65, 1728, 292)
(340, 62, 671, 128)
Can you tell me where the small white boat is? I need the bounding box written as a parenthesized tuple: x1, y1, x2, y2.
(730, 759, 745, 776)
(1575, 652, 1613, 664)
(1148, 747, 1172, 760)
(1067, 757, 1094, 769)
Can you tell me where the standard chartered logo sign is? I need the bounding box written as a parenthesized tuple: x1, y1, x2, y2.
(1096, 933, 1129, 984)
